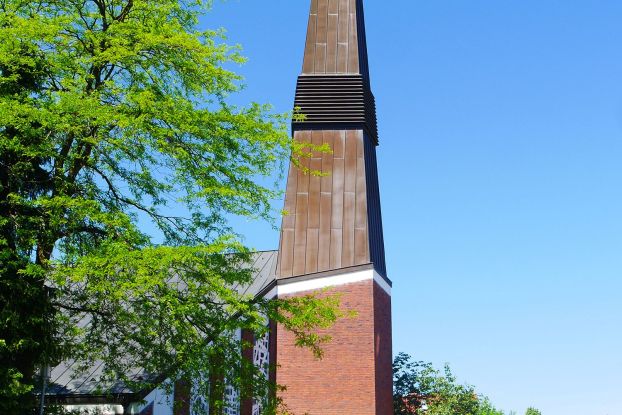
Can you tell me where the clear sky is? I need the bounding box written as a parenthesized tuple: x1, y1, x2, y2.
(203, 1, 622, 414)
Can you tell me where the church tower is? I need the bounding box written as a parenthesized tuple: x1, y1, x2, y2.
(274, 0, 393, 413)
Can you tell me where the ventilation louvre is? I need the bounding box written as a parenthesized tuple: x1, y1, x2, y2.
(293, 75, 379, 144)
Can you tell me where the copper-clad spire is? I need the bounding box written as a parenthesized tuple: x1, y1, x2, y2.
(301, 0, 369, 78)
(277, 0, 386, 281)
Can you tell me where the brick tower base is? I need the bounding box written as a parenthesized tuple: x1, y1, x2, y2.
(275, 273, 392, 415)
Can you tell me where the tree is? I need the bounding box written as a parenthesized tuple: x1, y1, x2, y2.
(393, 353, 506, 415)
(392, 353, 542, 415)
(0, 1, 335, 413)
(393, 353, 479, 415)
(478, 398, 505, 415)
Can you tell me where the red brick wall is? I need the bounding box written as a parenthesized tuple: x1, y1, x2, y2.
(240, 329, 255, 415)
(275, 279, 392, 415)
(139, 402, 154, 415)
(173, 380, 190, 415)
(374, 282, 394, 415)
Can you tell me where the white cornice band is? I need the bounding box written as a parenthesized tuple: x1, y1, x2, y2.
(266, 269, 391, 298)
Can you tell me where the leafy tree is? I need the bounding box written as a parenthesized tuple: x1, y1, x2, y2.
(478, 398, 505, 415)
(0, 0, 334, 413)
(525, 408, 542, 415)
(393, 353, 507, 415)
(393, 353, 479, 415)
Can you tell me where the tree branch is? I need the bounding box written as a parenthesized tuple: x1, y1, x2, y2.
(52, 301, 113, 318)
(115, 0, 133, 22)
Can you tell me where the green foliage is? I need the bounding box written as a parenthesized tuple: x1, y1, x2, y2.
(525, 408, 542, 415)
(477, 398, 505, 415)
(393, 353, 508, 415)
(0, 0, 337, 413)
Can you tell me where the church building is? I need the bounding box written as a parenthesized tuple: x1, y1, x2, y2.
(47, 1, 393, 414)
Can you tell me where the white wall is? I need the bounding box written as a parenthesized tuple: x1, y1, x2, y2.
(63, 404, 124, 415)
(127, 382, 173, 415)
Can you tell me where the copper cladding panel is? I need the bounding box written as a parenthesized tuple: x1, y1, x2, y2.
(305, 131, 323, 274)
(342, 130, 358, 267)
(318, 131, 334, 272)
(347, 0, 359, 74)
(302, 0, 318, 74)
(277, 130, 371, 278)
(277, 143, 300, 277)
(314, 0, 328, 73)
(301, 0, 360, 74)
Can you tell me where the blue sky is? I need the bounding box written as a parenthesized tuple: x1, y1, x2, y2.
(203, 1, 622, 414)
